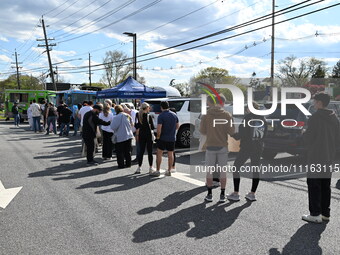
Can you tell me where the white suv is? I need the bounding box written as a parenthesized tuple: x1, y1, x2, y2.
(144, 98, 201, 147)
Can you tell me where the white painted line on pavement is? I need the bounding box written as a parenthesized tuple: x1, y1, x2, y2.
(171, 172, 205, 186)
(0, 180, 23, 209)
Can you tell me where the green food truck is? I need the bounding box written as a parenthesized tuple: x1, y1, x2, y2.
(4, 89, 56, 121)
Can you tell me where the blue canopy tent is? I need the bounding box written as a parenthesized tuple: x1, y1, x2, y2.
(96, 76, 166, 99)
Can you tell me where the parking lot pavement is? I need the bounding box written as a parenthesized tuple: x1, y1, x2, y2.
(1, 121, 340, 255)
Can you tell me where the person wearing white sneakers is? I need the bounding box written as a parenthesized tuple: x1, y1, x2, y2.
(151, 101, 179, 177)
(227, 103, 267, 202)
(200, 94, 234, 203)
(134, 103, 155, 174)
(302, 93, 340, 223)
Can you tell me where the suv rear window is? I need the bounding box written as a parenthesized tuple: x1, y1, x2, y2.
(146, 101, 161, 113)
(188, 100, 201, 113)
(266, 103, 310, 120)
(146, 100, 185, 113)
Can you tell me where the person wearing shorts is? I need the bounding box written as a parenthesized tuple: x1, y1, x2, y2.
(150, 101, 179, 177)
(200, 94, 234, 203)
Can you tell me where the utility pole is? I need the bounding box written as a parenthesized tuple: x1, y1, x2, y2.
(55, 66, 59, 83)
(87, 53, 93, 86)
(270, 0, 275, 88)
(37, 17, 57, 91)
(11, 49, 22, 89)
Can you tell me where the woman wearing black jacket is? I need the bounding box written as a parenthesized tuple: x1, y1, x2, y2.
(227, 104, 267, 202)
(134, 102, 155, 174)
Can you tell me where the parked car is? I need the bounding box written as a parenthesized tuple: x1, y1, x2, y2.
(262, 101, 340, 159)
(144, 98, 201, 148)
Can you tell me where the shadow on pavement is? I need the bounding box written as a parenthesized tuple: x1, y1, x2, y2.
(269, 223, 327, 255)
(138, 186, 206, 214)
(133, 190, 252, 242)
(28, 160, 85, 178)
(52, 165, 119, 181)
(77, 173, 159, 193)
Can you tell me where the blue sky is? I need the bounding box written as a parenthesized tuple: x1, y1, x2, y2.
(0, 0, 339, 87)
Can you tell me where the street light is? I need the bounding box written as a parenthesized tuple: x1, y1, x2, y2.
(123, 32, 137, 80)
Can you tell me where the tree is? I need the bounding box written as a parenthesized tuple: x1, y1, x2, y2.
(310, 64, 326, 85)
(331, 60, 340, 86)
(170, 81, 191, 97)
(189, 67, 242, 102)
(101, 50, 146, 87)
(276, 56, 327, 87)
(0, 74, 43, 91)
(101, 50, 132, 87)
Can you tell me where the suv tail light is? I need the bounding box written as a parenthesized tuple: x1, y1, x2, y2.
(282, 120, 305, 128)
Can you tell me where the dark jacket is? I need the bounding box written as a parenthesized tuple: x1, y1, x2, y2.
(82, 110, 110, 139)
(12, 105, 19, 114)
(232, 113, 267, 149)
(59, 106, 73, 123)
(303, 108, 340, 163)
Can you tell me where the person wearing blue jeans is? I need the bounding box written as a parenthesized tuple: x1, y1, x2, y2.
(59, 122, 70, 136)
(14, 114, 20, 126)
(32, 116, 42, 132)
(58, 104, 72, 136)
(12, 102, 20, 127)
(46, 116, 57, 134)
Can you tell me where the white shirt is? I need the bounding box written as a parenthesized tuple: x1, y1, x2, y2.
(99, 112, 114, 133)
(30, 103, 41, 117)
(130, 109, 138, 133)
(27, 106, 32, 118)
(79, 105, 93, 126)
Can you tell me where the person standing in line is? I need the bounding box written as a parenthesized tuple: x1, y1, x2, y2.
(30, 99, 42, 133)
(11, 102, 20, 127)
(111, 105, 134, 169)
(227, 103, 267, 202)
(45, 102, 58, 135)
(150, 101, 179, 177)
(128, 104, 140, 163)
(41, 99, 48, 131)
(169, 107, 178, 173)
(78, 100, 94, 129)
(82, 104, 111, 165)
(73, 103, 82, 136)
(27, 101, 33, 131)
(58, 104, 73, 136)
(99, 101, 114, 160)
(302, 93, 340, 223)
(200, 94, 235, 203)
(134, 102, 155, 174)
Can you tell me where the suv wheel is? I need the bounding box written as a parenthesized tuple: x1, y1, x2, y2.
(177, 126, 191, 148)
(262, 149, 277, 160)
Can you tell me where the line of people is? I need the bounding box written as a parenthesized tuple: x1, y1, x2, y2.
(200, 92, 339, 224)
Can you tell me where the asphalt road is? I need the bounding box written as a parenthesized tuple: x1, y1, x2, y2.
(1, 121, 340, 255)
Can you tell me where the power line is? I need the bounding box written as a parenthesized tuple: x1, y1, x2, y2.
(43, 0, 71, 16)
(48, 0, 82, 19)
(57, 0, 162, 44)
(54, 0, 134, 38)
(50, 0, 113, 34)
(49, 0, 98, 26)
(60, 1, 340, 73)
(140, 0, 220, 36)
(60, 0, 320, 70)
(137, 0, 321, 59)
